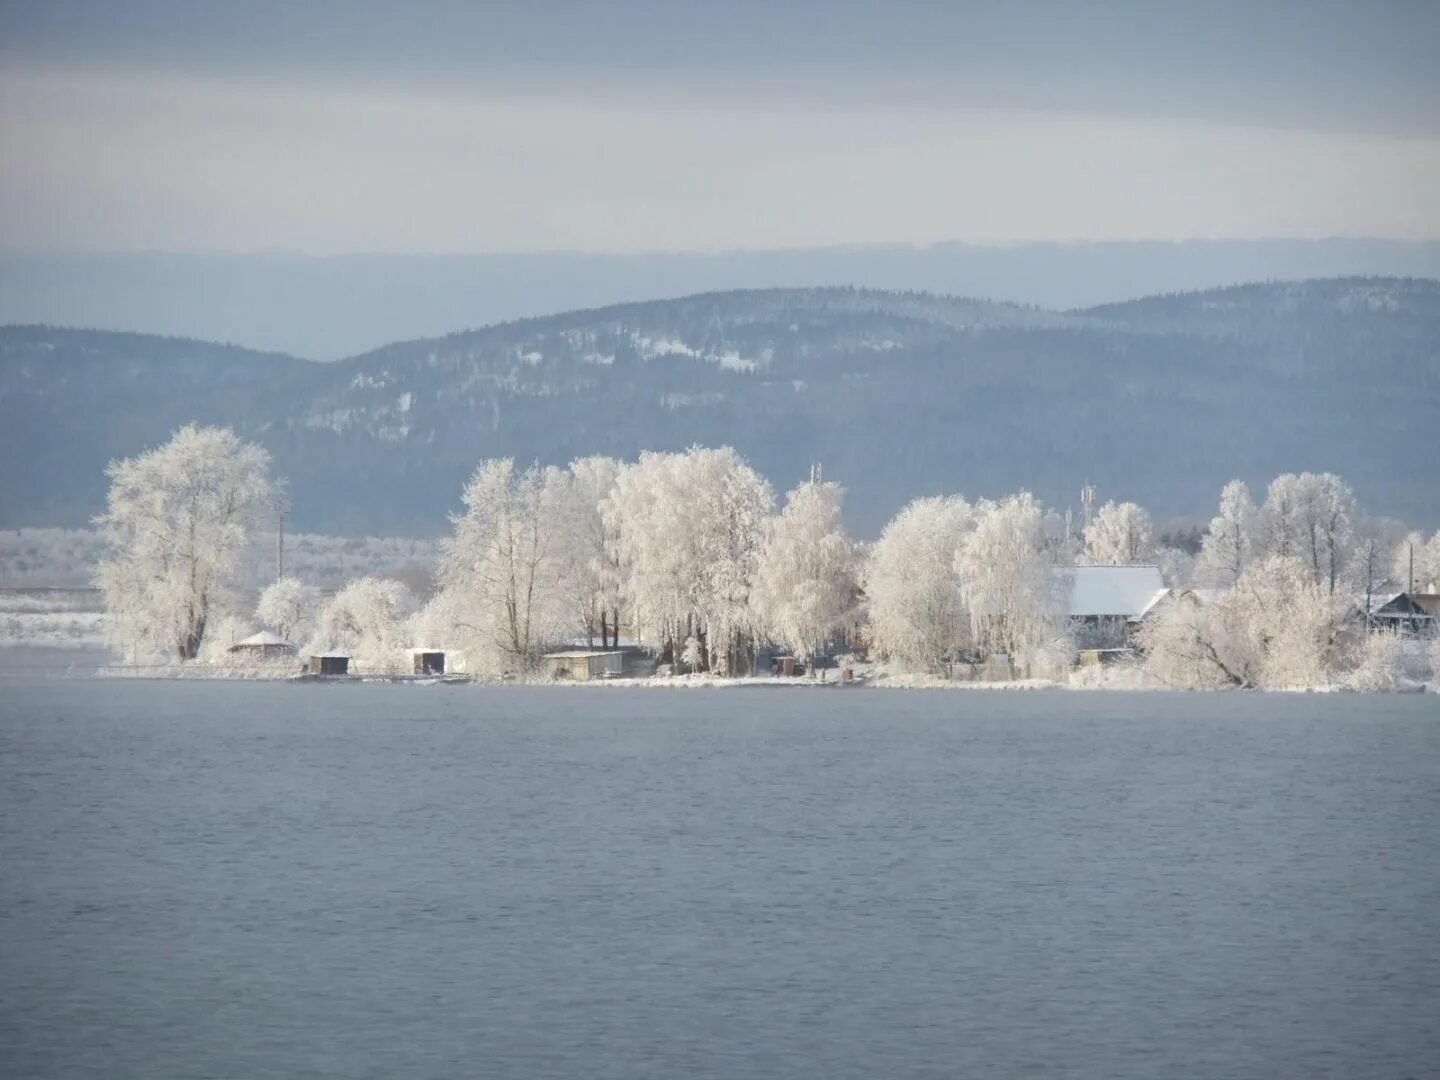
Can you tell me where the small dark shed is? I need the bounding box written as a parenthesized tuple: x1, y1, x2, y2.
(411, 649, 446, 675)
(308, 654, 350, 676)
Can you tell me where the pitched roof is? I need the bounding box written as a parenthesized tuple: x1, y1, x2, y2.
(232, 630, 293, 647)
(1059, 565, 1168, 619)
(1374, 592, 1440, 617)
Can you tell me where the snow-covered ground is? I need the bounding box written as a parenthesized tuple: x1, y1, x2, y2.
(0, 589, 105, 649)
(0, 527, 439, 589)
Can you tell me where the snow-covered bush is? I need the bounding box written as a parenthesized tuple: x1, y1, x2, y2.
(1347, 631, 1406, 693)
(1140, 555, 1345, 690)
(1136, 593, 1237, 690)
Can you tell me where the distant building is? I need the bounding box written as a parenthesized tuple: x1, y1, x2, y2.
(307, 653, 350, 676)
(228, 631, 296, 660)
(1369, 592, 1440, 638)
(410, 649, 446, 675)
(542, 650, 624, 681)
(1059, 565, 1169, 649)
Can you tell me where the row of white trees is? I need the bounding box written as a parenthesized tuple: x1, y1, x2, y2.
(417, 448, 859, 675)
(863, 493, 1073, 673)
(96, 430, 863, 673)
(96, 426, 1439, 686)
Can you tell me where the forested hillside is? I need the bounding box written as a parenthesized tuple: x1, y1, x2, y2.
(2, 278, 1435, 536)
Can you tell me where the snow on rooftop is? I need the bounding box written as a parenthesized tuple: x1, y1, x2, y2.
(1059, 565, 1169, 619)
(233, 631, 292, 647)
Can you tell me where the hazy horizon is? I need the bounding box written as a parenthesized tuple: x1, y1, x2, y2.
(3, 2, 1438, 255)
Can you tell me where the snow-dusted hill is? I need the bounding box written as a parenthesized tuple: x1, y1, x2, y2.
(2, 278, 1436, 536)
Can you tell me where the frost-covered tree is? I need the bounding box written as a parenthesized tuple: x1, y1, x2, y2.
(552, 455, 624, 647)
(435, 458, 570, 673)
(1255, 473, 1303, 562)
(1082, 501, 1155, 566)
(1295, 473, 1357, 595)
(1135, 592, 1238, 690)
(604, 447, 772, 673)
(1140, 555, 1344, 690)
(957, 492, 1069, 663)
(310, 576, 414, 668)
(1256, 473, 1356, 593)
(1154, 546, 1196, 589)
(863, 495, 975, 672)
(255, 577, 321, 644)
(680, 634, 704, 673)
(197, 614, 258, 665)
(1392, 529, 1440, 593)
(1353, 517, 1406, 618)
(1195, 479, 1255, 587)
(1041, 508, 1079, 565)
(95, 425, 275, 661)
(751, 480, 859, 663)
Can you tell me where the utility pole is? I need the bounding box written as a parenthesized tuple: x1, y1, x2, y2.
(276, 508, 286, 582)
(1409, 540, 1415, 594)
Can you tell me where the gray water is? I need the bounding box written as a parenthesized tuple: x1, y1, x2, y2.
(2, 680, 1437, 1080)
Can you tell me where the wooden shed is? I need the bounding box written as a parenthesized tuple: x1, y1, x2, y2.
(410, 649, 446, 675)
(542, 650, 624, 681)
(307, 653, 350, 676)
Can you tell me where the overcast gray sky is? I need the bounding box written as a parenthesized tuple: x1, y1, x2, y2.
(2, 0, 1438, 253)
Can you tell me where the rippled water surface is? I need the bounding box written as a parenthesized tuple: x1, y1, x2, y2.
(2, 679, 1438, 1079)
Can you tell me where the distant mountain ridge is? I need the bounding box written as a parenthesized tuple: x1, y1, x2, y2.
(5, 239, 1439, 359)
(2, 277, 1436, 537)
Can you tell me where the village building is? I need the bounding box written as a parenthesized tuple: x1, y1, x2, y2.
(542, 650, 625, 681)
(1059, 565, 1169, 650)
(409, 648, 446, 675)
(1368, 592, 1440, 638)
(227, 631, 296, 660)
(307, 653, 350, 676)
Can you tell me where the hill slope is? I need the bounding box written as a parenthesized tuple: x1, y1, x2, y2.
(1, 278, 1436, 536)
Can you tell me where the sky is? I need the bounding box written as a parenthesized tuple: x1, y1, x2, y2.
(1, 0, 1438, 254)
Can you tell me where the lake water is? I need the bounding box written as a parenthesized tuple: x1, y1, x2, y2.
(2, 679, 1437, 1079)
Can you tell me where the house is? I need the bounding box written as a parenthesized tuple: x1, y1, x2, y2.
(1059, 565, 1169, 649)
(307, 653, 350, 676)
(542, 650, 624, 681)
(409, 648, 446, 675)
(227, 631, 296, 660)
(1368, 592, 1440, 638)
